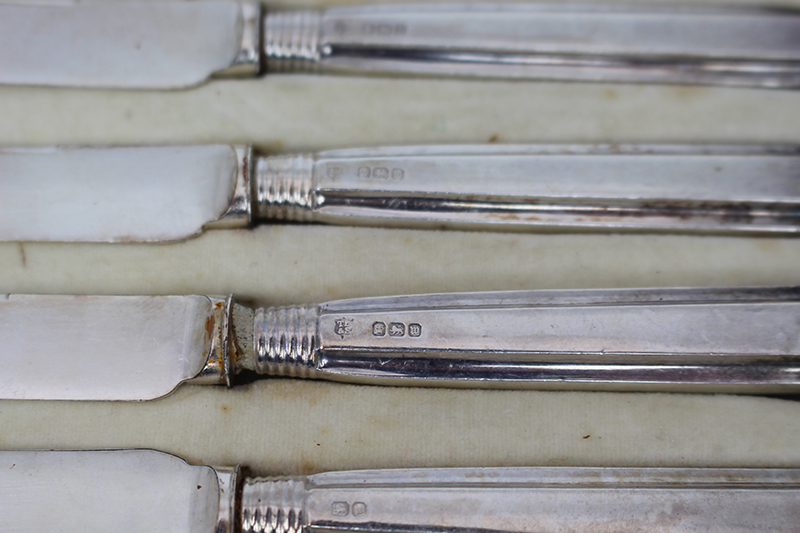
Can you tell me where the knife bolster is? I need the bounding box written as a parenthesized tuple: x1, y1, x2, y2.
(241, 477, 307, 533)
(212, 2, 263, 78)
(243, 305, 321, 378)
(189, 296, 235, 387)
(264, 11, 323, 73)
(211, 464, 242, 533)
(204, 146, 255, 231)
(254, 154, 317, 222)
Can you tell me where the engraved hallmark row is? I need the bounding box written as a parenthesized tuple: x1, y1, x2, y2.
(333, 318, 423, 338)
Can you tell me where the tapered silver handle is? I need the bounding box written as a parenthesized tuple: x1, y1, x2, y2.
(241, 467, 800, 533)
(263, 4, 800, 88)
(253, 145, 800, 234)
(237, 286, 800, 394)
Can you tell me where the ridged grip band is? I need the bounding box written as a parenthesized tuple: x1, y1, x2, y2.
(254, 154, 316, 221)
(241, 477, 306, 533)
(252, 305, 319, 377)
(263, 11, 322, 72)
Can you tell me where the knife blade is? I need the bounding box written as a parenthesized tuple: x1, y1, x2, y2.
(3, 144, 800, 242)
(4, 1, 800, 89)
(2, 449, 800, 533)
(2, 286, 799, 400)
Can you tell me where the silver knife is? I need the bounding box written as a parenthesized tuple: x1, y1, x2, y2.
(3, 1, 800, 89)
(2, 286, 799, 400)
(3, 144, 800, 242)
(2, 449, 799, 533)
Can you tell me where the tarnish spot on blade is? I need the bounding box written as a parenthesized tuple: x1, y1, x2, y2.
(0, 450, 219, 533)
(0, 145, 240, 242)
(0, 1, 242, 88)
(0, 294, 216, 400)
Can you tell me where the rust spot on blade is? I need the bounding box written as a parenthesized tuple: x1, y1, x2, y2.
(205, 314, 215, 342)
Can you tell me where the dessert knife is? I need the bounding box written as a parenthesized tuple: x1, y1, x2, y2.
(3, 144, 800, 242)
(2, 286, 799, 400)
(2, 449, 799, 533)
(3, 1, 800, 89)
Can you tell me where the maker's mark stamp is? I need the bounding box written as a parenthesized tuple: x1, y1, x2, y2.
(334, 317, 353, 339)
(326, 165, 344, 179)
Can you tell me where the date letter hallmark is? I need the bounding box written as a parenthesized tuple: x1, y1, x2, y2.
(372, 321, 422, 338)
(334, 317, 353, 339)
(331, 501, 368, 517)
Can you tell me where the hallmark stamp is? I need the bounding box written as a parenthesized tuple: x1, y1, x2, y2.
(362, 23, 407, 35)
(371, 321, 422, 338)
(334, 317, 353, 339)
(331, 501, 367, 517)
(372, 321, 387, 336)
(357, 166, 405, 180)
(331, 502, 350, 516)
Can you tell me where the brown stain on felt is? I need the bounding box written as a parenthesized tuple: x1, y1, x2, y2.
(18, 243, 26, 268)
(300, 459, 317, 475)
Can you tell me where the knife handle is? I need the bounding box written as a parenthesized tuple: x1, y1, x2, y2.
(240, 467, 800, 533)
(253, 145, 800, 234)
(236, 286, 800, 394)
(262, 4, 800, 88)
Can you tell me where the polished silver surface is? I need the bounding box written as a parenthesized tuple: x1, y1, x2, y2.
(245, 465, 800, 533)
(4, 449, 799, 533)
(4, 287, 800, 400)
(264, 4, 800, 88)
(254, 153, 315, 221)
(0, 1, 255, 88)
(241, 286, 800, 394)
(254, 144, 800, 234)
(0, 294, 219, 400)
(211, 465, 242, 533)
(204, 147, 254, 231)
(9, 143, 800, 241)
(4, 2, 800, 89)
(0, 145, 247, 242)
(213, 2, 263, 78)
(0, 450, 220, 533)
